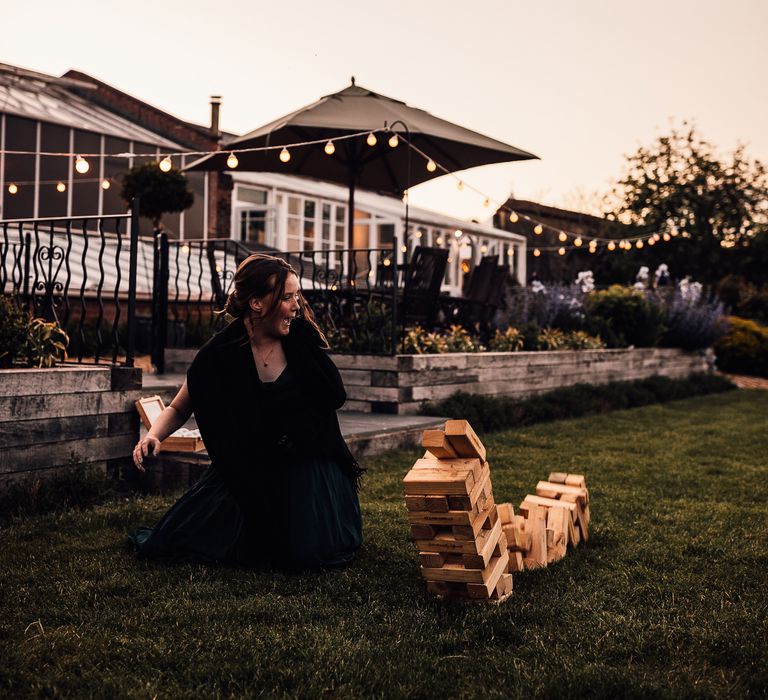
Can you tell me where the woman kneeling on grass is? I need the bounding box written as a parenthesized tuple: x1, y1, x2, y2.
(128, 254, 363, 572)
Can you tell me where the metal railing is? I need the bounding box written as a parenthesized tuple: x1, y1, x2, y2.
(154, 236, 399, 369)
(0, 202, 141, 366)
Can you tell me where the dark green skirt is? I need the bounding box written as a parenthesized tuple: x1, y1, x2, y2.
(128, 458, 362, 572)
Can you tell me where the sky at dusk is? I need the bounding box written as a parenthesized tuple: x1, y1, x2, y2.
(4, 0, 766, 222)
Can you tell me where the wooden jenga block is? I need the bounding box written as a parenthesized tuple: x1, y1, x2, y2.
(497, 502, 514, 524)
(425, 495, 450, 513)
(508, 551, 524, 572)
(412, 457, 483, 481)
(546, 507, 567, 563)
(405, 495, 428, 512)
(419, 552, 445, 568)
(421, 430, 459, 459)
(403, 469, 475, 495)
(491, 573, 513, 601)
(522, 504, 548, 569)
(560, 493, 589, 542)
(444, 420, 486, 461)
(411, 524, 438, 540)
(420, 549, 509, 585)
(565, 474, 586, 488)
(568, 512, 580, 546)
(520, 495, 578, 522)
(548, 472, 568, 484)
(535, 480, 589, 505)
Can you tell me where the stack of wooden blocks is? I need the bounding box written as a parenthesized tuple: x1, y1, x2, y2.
(403, 420, 513, 603)
(497, 472, 590, 570)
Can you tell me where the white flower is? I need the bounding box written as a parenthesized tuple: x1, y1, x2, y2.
(575, 270, 595, 293)
(531, 280, 546, 294)
(633, 281, 646, 291)
(654, 263, 669, 279)
(636, 266, 650, 282)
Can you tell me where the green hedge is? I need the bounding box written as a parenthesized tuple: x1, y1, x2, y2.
(420, 373, 736, 433)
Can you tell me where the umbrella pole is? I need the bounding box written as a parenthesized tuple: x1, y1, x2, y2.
(347, 174, 356, 287)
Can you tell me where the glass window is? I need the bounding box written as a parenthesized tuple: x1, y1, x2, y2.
(39, 122, 70, 218)
(182, 167, 205, 239)
(72, 130, 100, 217)
(2, 115, 36, 219)
(103, 137, 130, 216)
(236, 186, 268, 205)
(288, 196, 301, 216)
(240, 209, 268, 244)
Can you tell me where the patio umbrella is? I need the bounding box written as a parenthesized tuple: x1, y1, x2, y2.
(185, 79, 538, 247)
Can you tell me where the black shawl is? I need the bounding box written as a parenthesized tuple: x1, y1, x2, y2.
(186, 317, 363, 511)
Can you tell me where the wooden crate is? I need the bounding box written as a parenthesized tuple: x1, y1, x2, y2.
(135, 395, 206, 453)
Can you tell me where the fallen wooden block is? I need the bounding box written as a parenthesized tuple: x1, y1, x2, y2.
(412, 457, 484, 481)
(520, 495, 578, 521)
(522, 503, 548, 569)
(444, 420, 486, 461)
(421, 430, 459, 459)
(535, 480, 589, 506)
(497, 502, 514, 524)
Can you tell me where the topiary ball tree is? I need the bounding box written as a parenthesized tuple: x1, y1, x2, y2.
(121, 162, 194, 232)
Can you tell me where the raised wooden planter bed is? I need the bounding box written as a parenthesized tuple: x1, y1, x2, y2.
(0, 366, 143, 485)
(332, 348, 712, 414)
(165, 346, 712, 415)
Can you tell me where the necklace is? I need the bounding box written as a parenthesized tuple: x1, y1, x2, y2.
(253, 342, 278, 367)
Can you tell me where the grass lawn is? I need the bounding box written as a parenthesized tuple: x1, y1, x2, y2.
(1, 390, 766, 698)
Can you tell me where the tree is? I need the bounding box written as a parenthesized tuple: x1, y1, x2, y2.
(606, 123, 768, 284)
(121, 162, 194, 231)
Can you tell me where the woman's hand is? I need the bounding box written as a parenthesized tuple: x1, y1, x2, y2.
(133, 436, 161, 471)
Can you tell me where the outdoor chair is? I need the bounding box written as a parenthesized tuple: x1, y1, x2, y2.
(399, 246, 449, 329)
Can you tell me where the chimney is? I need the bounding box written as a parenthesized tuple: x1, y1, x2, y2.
(210, 95, 222, 137)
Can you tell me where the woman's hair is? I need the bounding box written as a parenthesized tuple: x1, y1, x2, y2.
(223, 253, 328, 347)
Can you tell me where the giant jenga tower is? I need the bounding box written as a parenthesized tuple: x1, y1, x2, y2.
(403, 420, 513, 602)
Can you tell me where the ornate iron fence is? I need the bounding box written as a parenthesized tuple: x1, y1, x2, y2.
(156, 236, 399, 368)
(0, 202, 141, 366)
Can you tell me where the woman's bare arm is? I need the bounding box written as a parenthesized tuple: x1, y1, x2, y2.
(133, 381, 194, 470)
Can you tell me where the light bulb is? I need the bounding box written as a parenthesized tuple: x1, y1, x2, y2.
(480, 245, 488, 254)
(56, 182, 66, 193)
(620, 240, 627, 249)
(226, 152, 239, 168)
(383, 258, 391, 267)
(75, 156, 90, 174)
(8, 183, 18, 195)
(454, 229, 462, 238)
(663, 233, 671, 242)
(457, 181, 464, 191)
(574, 237, 582, 247)
(279, 147, 291, 163)
(589, 246, 597, 254)
(388, 133, 399, 148)
(159, 156, 172, 172)
(533, 248, 541, 257)
(507, 248, 514, 257)
(366, 132, 377, 147)
(636, 240, 644, 249)
(558, 247, 566, 256)
(426, 159, 437, 172)
(534, 224, 543, 235)
(509, 211, 519, 223)
(648, 238, 655, 246)
(436, 237, 443, 245)
(558, 231, 567, 242)
(401, 245, 407, 253)
(447, 257, 453, 263)
(415, 230, 422, 238)
(101, 179, 111, 190)
(324, 141, 335, 156)
(608, 241, 616, 251)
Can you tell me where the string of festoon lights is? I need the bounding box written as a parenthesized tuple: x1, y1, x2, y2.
(1, 125, 683, 255)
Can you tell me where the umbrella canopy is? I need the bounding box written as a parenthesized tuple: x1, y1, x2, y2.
(186, 80, 538, 247)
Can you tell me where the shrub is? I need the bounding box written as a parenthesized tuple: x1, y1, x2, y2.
(0, 296, 28, 368)
(25, 318, 69, 367)
(488, 327, 524, 352)
(563, 330, 605, 350)
(420, 374, 736, 433)
(505, 283, 586, 331)
(0, 296, 69, 367)
(658, 288, 728, 351)
(717, 274, 768, 324)
(584, 285, 665, 348)
(714, 316, 768, 378)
